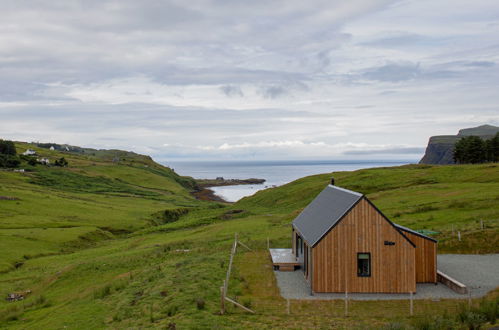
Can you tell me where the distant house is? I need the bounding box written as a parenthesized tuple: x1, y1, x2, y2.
(37, 158, 50, 165)
(271, 178, 437, 294)
(22, 149, 36, 156)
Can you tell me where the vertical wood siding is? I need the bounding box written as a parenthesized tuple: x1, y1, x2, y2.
(401, 231, 437, 283)
(311, 198, 416, 293)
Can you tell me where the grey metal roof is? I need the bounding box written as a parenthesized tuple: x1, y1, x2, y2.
(394, 224, 438, 242)
(292, 185, 363, 247)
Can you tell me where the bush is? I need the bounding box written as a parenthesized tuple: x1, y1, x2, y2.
(0, 140, 16, 156)
(54, 157, 68, 167)
(196, 298, 205, 310)
(93, 284, 112, 299)
(381, 322, 406, 329)
(478, 298, 498, 324)
(241, 297, 252, 309)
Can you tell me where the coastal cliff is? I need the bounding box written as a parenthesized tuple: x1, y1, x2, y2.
(420, 125, 499, 164)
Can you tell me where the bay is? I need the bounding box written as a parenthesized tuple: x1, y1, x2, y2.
(165, 160, 415, 202)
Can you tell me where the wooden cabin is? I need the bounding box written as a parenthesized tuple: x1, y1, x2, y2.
(291, 179, 437, 294)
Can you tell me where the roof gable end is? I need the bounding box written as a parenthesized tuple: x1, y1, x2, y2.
(292, 185, 363, 246)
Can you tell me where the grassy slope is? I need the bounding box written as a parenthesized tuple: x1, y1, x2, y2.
(0, 159, 498, 328)
(0, 142, 206, 273)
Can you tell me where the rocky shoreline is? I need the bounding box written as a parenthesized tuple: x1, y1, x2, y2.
(192, 177, 266, 202)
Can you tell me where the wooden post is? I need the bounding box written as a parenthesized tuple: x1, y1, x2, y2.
(344, 291, 348, 316)
(224, 296, 255, 314)
(220, 282, 225, 315)
(286, 299, 290, 315)
(480, 220, 484, 230)
(238, 240, 252, 251)
(468, 289, 472, 307)
(410, 292, 414, 316)
(267, 237, 270, 250)
(451, 224, 454, 234)
(458, 231, 461, 241)
(344, 254, 348, 317)
(224, 235, 238, 294)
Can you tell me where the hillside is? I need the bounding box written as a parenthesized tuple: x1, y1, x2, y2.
(419, 124, 499, 164)
(0, 141, 208, 273)
(0, 153, 498, 328)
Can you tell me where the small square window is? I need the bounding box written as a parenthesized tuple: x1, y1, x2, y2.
(357, 253, 371, 277)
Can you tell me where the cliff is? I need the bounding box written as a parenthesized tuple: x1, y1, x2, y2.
(419, 124, 499, 164)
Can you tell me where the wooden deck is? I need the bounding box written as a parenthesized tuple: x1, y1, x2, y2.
(269, 249, 300, 271)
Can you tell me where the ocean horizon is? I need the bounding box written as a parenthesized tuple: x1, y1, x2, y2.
(165, 159, 417, 202)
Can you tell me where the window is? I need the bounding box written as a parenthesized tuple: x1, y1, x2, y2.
(357, 253, 371, 277)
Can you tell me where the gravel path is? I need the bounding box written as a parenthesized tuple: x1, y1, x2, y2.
(274, 254, 499, 300)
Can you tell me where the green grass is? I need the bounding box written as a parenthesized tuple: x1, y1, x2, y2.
(0, 144, 498, 328)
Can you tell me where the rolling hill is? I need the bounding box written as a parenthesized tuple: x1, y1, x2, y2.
(0, 142, 498, 328)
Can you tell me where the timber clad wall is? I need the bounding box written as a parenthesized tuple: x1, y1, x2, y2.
(402, 231, 437, 283)
(312, 198, 416, 293)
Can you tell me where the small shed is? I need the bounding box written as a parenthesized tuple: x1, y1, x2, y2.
(288, 180, 437, 294)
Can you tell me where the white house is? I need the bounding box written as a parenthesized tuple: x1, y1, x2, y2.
(37, 158, 50, 165)
(22, 149, 36, 156)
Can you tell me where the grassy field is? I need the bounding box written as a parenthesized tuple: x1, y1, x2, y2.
(0, 144, 498, 328)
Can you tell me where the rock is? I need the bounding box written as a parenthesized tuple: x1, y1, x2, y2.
(419, 124, 499, 164)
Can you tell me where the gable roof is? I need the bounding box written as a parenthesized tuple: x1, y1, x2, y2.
(292, 185, 363, 247)
(394, 224, 438, 243)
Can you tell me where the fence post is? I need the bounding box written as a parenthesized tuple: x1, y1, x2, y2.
(345, 291, 349, 316)
(410, 292, 414, 316)
(287, 299, 290, 315)
(468, 289, 472, 307)
(458, 231, 461, 241)
(480, 220, 484, 230)
(267, 237, 270, 250)
(220, 281, 225, 315)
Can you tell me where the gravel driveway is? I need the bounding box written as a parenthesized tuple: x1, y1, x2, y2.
(274, 254, 499, 300)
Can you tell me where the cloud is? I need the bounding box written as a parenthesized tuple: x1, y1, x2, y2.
(220, 85, 244, 97)
(463, 61, 495, 68)
(344, 147, 426, 155)
(362, 62, 421, 82)
(258, 85, 287, 99)
(1, 0, 499, 161)
(199, 140, 327, 150)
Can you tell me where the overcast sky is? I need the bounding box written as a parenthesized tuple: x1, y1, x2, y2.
(1, 0, 498, 162)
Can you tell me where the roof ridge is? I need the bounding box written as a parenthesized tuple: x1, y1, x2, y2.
(328, 184, 363, 197)
(394, 223, 438, 242)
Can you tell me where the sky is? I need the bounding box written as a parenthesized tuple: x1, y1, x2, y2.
(1, 0, 498, 162)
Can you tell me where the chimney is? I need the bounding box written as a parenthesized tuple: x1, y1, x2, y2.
(331, 177, 335, 186)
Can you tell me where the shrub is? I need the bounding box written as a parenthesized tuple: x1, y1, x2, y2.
(478, 298, 498, 324)
(0, 154, 20, 168)
(381, 322, 406, 329)
(196, 298, 205, 310)
(54, 157, 68, 167)
(241, 297, 252, 309)
(93, 284, 112, 299)
(0, 140, 16, 156)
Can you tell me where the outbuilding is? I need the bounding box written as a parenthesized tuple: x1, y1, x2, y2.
(287, 179, 437, 294)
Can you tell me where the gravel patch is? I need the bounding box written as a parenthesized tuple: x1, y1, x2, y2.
(275, 254, 499, 301)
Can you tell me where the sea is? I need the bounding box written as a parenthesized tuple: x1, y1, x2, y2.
(165, 160, 415, 202)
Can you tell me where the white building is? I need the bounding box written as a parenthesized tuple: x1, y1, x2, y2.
(22, 149, 36, 156)
(37, 158, 50, 165)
